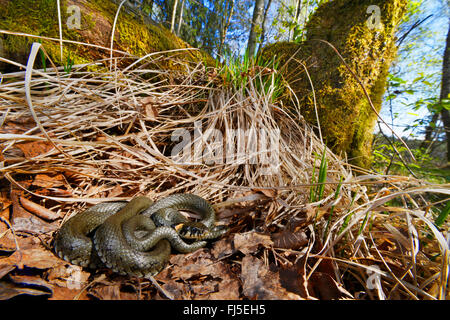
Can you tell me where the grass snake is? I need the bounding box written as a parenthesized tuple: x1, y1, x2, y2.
(54, 194, 228, 278)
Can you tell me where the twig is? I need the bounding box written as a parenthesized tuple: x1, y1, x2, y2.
(376, 120, 419, 179)
(148, 276, 174, 300)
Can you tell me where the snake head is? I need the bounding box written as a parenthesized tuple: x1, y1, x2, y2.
(175, 222, 210, 240)
(175, 222, 229, 240)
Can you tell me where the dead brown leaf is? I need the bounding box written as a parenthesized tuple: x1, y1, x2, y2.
(240, 255, 302, 300)
(0, 264, 15, 280)
(16, 140, 54, 158)
(12, 213, 58, 234)
(309, 272, 354, 300)
(0, 277, 52, 299)
(107, 184, 124, 198)
(252, 188, 277, 198)
(141, 96, 160, 120)
(158, 280, 186, 300)
(209, 278, 240, 300)
(11, 189, 58, 233)
(89, 284, 123, 300)
(211, 237, 234, 259)
(169, 249, 229, 280)
(49, 285, 89, 300)
(46, 264, 90, 290)
(32, 173, 66, 188)
(233, 231, 273, 255)
(2, 247, 63, 270)
(20, 196, 61, 221)
(157, 249, 239, 299)
(272, 229, 308, 250)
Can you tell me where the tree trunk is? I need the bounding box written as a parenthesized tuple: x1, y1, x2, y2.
(440, 21, 450, 163)
(0, 0, 214, 72)
(259, 0, 273, 49)
(260, 0, 408, 168)
(170, 0, 179, 33)
(218, 0, 235, 57)
(246, 0, 265, 58)
(176, 0, 184, 35)
(289, 0, 302, 41)
(420, 112, 439, 150)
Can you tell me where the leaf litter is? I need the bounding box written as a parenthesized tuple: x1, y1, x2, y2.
(0, 30, 449, 300)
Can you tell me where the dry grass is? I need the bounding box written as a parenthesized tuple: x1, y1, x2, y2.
(0, 34, 449, 300)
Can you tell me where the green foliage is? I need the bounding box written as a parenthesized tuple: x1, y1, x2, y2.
(323, 176, 343, 240)
(434, 201, 450, 228)
(271, 0, 328, 43)
(372, 134, 450, 183)
(37, 40, 46, 72)
(310, 147, 328, 203)
(218, 50, 285, 102)
(63, 51, 74, 74)
(385, 0, 446, 141)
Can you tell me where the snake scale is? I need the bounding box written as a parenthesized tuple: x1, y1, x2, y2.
(54, 194, 228, 278)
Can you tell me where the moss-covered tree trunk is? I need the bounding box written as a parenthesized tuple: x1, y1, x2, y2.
(440, 21, 450, 165)
(261, 0, 407, 168)
(0, 0, 212, 72)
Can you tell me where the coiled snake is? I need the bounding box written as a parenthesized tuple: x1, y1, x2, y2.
(54, 194, 228, 278)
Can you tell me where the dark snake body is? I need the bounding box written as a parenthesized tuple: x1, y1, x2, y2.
(54, 194, 227, 278)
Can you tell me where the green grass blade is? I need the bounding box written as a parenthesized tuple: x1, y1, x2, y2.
(323, 176, 343, 240)
(310, 154, 318, 202)
(434, 201, 450, 227)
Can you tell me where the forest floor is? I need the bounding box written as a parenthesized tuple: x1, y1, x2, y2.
(0, 48, 449, 300)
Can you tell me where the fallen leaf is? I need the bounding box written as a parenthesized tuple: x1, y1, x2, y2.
(252, 188, 277, 198)
(0, 222, 38, 252)
(107, 184, 124, 198)
(89, 284, 122, 300)
(49, 285, 89, 300)
(278, 266, 305, 297)
(0, 193, 12, 213)
(209, 278, 240, 300)
(12, 215, 58, 234)
(272, 229, 308, 250)
(0, 279, 52, 299)
(20, 196, 61, 221)
(16, 140, 54, 158)
(11, 189, 58, 233)
(3, 247, 63, 270)
(159, 280, 185, 300)
(211, 237, 234, 259)
(0, 264, 15, 280)
(158, 249, 239, 299)
(32, 174, 65, 188)
(169, 249, 230, 281)
(46, 264, 90, 290)
(309, 272, 354, 300)
(233, 231, 273, 255)
(240, 255, 302, 300)
(141, 96, 159, 120)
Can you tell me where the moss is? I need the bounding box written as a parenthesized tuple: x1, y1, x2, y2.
(261, 0, 407, 168)
(0, 0, 214, 73)
(86, 0, 214, 68)
(0, 0, 95, 71)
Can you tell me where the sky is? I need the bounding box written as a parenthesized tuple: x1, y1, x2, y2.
(377, 0, 448, 139)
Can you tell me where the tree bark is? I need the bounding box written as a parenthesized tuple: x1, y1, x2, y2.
(440, 21, 450, 163)
(420, 112, 439, 149)
(289, 0, 302, 41)
(218, 0, 235, 57)
(170, 0, 179, 33)
(246, 0, 265, 58)
(176, 0, 184, 35)
(259, 0, 273, 49)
